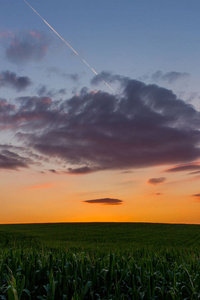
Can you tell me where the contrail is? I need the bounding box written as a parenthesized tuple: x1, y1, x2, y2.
(24, 0, 114, 92)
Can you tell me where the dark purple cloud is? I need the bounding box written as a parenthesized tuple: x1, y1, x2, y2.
(148, 177, 166, 185)
(83, 198, 123, 205)
(1, 73, 200, 173)
(165, 164, 200, 172)
(151, 71, 190, 84)
(49, 169, 57, 174)
(5, 30, 50, 64)
(0, 71, 31, 91)
(0, 150, 29, 170)
(0, 144, 36, 170)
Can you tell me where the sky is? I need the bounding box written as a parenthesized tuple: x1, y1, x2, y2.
(0, 0, 200, 224)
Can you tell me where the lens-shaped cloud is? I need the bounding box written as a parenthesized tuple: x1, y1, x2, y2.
(83, 198, 123, 205)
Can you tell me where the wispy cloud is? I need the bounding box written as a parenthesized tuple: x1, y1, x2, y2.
(151, 70, 190, 84)
(2, 30, 51, 64)
(46, 66, 80, 82)
(0, 30, 15, 39)
(36, 84, 67, 98)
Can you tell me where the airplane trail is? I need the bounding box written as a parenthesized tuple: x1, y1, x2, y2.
(24, 0, 114, 92)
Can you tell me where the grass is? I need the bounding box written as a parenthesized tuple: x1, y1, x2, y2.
(0, 223, 200, 299)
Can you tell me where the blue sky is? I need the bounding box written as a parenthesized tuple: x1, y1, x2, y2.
(1, 1, 200, 93)
(0, 1, 200, 223)
(0, 0, 199, 109)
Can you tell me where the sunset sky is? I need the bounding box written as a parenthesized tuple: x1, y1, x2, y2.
(0, 0, 200, 224)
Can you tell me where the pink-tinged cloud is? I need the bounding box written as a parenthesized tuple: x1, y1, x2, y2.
(29, 30, 42, 39)
(83, 198, 123, 205)
(90, 90, 99, 95)
(4, 30, 50, 64)
(0, 30, 15, 39)
(29, 183, 54, 190)
(165, 163, 200, 173)
(148, 177, 166, 185)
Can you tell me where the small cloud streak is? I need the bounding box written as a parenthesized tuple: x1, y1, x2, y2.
(165, 164, 200, 173)
(67, 166, 94, 175)
(189, 170, 200, 175)
(152, 192, 163, 196)
(148, 177, 166, 185)
(83, 198, 123, 205)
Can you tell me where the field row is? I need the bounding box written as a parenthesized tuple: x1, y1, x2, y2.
(1, 248, 200, 299)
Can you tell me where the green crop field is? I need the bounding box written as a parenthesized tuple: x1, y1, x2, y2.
(0, 223, 200, 299)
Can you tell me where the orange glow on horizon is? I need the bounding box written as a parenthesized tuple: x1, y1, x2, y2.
(0, 166, 199, 225)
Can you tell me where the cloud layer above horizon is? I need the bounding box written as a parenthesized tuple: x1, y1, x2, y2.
(0, 71, 200, 173)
